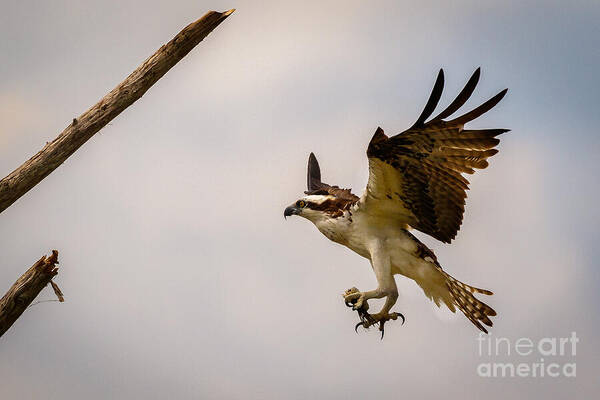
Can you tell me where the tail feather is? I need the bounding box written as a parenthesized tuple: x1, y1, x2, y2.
(440, 269, 496, 333)
(407, 231, 498, 333)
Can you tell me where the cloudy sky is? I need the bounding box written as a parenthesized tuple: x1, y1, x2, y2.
(0, 0, 598, 398)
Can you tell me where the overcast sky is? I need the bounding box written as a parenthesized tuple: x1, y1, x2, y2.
(0, 1, 598, 399)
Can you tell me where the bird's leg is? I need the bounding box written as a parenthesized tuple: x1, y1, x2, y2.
(343, 247, 405, 338)
(369, 290, 404, 339)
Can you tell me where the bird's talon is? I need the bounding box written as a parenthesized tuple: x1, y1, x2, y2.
(379, 322, 386, 340)
(351, 311, 405, 338)
(343, 287, 405, 337)
(355, 322, 365, 333)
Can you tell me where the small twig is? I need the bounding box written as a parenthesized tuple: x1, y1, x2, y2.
(50, 280, 64, 302)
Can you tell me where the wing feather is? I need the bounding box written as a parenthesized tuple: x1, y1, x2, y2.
(361, 69, 508, 243)
(431, 67, 480, 122)
(411, 69, 445, 128)
(307, 152, 323, 191)
(447, 89, 508, 126)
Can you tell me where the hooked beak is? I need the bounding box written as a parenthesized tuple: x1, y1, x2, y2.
(284, 205, 300, 219)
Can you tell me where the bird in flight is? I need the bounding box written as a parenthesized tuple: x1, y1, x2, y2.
(284, 68, 508, 337)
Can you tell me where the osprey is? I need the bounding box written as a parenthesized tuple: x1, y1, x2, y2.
(284, 69, 508, 337)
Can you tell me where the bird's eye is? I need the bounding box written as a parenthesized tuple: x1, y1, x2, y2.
(296, 200, 306, 208)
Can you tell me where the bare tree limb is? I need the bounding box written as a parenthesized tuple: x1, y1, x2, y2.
(0, 9, 235, 214)
(0, 250, 61, 337)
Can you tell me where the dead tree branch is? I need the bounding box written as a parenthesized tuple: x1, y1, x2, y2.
(0, 250, 62, 337)
(0, 9, 235, 214)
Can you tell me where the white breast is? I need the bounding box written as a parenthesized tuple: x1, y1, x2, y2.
(313, 208, 418, 262)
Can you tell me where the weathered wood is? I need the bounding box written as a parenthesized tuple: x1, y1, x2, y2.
(0, 251, 61, 337)
(0, 9, 235, 214)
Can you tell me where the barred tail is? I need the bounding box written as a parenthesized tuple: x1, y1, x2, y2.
(440, 270, 497, 333)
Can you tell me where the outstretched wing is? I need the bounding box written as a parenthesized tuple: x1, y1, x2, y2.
(305, 152, 359, 202)
(360, 68, 508, 243)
